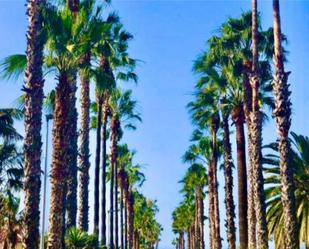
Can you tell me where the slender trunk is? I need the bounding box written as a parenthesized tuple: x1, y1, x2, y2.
(222, 114, 236, 249)
(208, 156, 215, 249)
(211, 115, 221, 249)
(124, 183, 128, 249)
(110, 117, 120, 249)
(94, 95, 103, 236)
(121, 186, 125, 249)
(115, 158, 119, 249)
(194, 190, 200, 248)
(179, 231, 185, 249)
(47, 72, 72, 249)
(250, 2, 269, 248)
(128, 191, 134, 249)
(66, 0, 79, 230)
(22, 1, 45, 248)
(66, 74, 78, 229)
(78, 52, 91, 232)
(272, 1, 298, 248)
(243, 48, 256, 249)
(197, 186, 204, 249)
(101, 104, 108, 246)
(232, 106, 248, 249)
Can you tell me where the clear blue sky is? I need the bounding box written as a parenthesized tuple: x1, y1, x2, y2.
(0, 1, 309, 249)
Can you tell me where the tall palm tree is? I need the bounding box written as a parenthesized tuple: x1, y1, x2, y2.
(264, 132, 309, 249)
(22, 1, 46, 248)
(43, 5, 88, 248)
(76, 0, 108, 232)
(272, 1, 298, 248)
(248, 1, 269, 248)
(108, 88, 141, 249)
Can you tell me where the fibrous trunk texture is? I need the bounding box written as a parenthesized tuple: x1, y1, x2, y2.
(66, 74, 78, 228)
(78, 52, 91, 232)
(101, 104, 108, 246)
(243, 54, 256, 249)
(22, 1, 45, 248)
(110, 117, 120, 249)
(272, 1, 298, 248)
(94, 94, 103, 237)
(232, 106, 248, 249)
(211, 115, 222, 249)
(120, 185, 125, 249)
(208, 152, 215, 249)
(249, 2, 269, 248)
(128, 191, 134, 249)
(222, 114, 236, 249)
(47, 72, 72, 249)
(115, 151, 119, 249)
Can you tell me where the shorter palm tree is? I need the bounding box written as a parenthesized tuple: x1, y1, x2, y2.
(64, 227, 97, 249)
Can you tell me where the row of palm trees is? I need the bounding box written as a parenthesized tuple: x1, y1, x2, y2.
(0, 0, 162, 249)
(172, 1, 304, 249)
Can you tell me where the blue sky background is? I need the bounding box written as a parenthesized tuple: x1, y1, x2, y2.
(0, 1, 309, 249)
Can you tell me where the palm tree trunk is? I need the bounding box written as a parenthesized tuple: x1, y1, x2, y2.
(22, 1, 45, 248)
(243, 51, 256, 249)
(115, 158, 119, 249)
(110, 117, 119, 249)
(47, 72, 72, 249)
(232, 106, 248, 249)
(124, 184, 129, 249)
(94, 95, 103, 237)
(128, 191, 134, 249)
(197, 186, 204, 249)
(66, 74, 78, 229)
(101, 103, 108, 246)
(272, 1, 298, 248)
(78, 52, 91, 232)
(211, 115, 222, 249)
(249, 1, 269, 248)
(120, 186, 125, 249)
(222, 114, 236, 249)
(208, 157, 215, 249)
(194, 190, 200, 248)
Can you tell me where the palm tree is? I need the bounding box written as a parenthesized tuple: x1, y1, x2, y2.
(43, 5, 88, 248)
(248, 1, 269, 248)
(67, 0, 106, 230)
(264, 132, 308, 248)
(180, 163, 207, 249)
(65, 227, 97, 249)
(21, 1, 46, 248)
(133, 192, 162, 249)
(90, 18, 136, 242)
(272, 1, 298, 248)
(183, 129, 222, 249)
(108, 88, 141, 249)
(188, 78, 223, 249)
